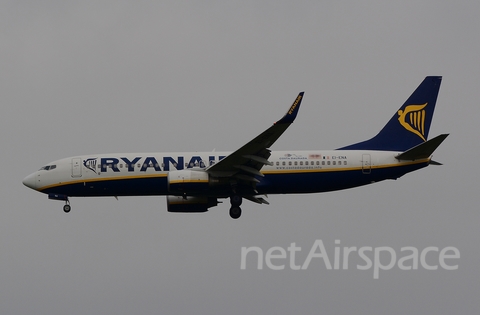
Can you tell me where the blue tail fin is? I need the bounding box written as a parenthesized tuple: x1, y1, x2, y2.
(338, 76, 442, 151)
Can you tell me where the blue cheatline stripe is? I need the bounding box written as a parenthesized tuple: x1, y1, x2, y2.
(40, 160, 428, 197)
(258, 161, 428, 194)
(41, 174, 169, 197)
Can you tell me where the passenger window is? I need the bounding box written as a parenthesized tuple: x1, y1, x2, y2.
(327, 161, 330, 165)
(333, 161, 336, 165)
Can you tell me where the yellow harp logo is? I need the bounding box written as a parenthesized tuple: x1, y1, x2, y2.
(397, 103, 428, 141)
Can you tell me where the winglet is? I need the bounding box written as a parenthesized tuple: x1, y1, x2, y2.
(276, 92, 304, 124)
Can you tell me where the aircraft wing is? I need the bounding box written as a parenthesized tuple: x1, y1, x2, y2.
(206, 92, 304, 189)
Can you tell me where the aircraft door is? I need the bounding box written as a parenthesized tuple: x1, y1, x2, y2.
(362, 154, 371, 174)
(72, 158, 82, 178)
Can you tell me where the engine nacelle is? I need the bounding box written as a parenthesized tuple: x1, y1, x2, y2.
(168, 170, 209, 194)
(166, 195, 218, 213)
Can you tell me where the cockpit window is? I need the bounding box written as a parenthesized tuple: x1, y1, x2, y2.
(39, 165, 56, 171)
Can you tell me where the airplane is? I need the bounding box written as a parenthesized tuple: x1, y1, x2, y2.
(23, 76, 448, 219)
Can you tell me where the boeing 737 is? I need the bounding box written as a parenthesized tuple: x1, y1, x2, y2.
(23, 76, 448, 219)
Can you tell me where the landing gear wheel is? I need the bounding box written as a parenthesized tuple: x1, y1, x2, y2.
(63, 203, 71, 213)
(230, 206, 242, 219)
(230, 195, 242, 206)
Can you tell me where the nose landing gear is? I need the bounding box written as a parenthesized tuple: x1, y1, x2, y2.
(48, 194, 71, 213)
(229, 195, 242, 219)
(63, 200, 71, 213)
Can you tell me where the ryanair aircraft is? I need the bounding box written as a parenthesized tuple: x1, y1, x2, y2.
(23, 76, 448, 219)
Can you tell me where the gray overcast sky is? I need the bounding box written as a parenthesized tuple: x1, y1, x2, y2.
(1, 1, 479, 314)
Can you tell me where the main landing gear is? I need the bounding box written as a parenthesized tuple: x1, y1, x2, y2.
(229, 195, 242, 219)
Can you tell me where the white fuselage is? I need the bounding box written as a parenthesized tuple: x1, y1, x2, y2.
(23, 150, 428, 197)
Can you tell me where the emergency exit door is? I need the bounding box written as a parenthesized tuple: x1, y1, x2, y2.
(72, 158, 82, 177)
(362, 154, 371, 174)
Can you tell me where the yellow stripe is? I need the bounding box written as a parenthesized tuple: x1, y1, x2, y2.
(421, 110, 425, 135)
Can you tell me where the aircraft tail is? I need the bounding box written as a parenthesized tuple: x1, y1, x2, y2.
(338, 76, 442, 152)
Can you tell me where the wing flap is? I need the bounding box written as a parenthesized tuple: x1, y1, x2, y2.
(234, 165, 265, 177)
(244, 195, 270, 205)
(242, 155, 274, 166)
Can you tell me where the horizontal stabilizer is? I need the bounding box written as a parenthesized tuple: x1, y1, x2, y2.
(396, 134, 449, 161)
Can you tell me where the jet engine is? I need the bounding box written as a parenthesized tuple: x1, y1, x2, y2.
(166, 195, 218, 213)
(168, 170, 209, 194)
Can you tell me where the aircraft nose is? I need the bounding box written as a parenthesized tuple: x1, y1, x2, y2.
(22, 173, 38, 190)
